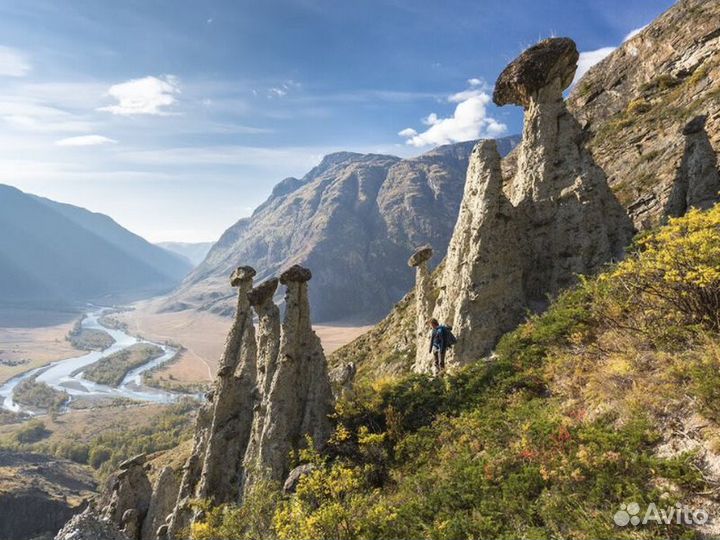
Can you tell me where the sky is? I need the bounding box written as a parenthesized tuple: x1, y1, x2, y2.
(0, 0, 674, 243)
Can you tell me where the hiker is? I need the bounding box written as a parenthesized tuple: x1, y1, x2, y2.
(428, 318, 448, 375)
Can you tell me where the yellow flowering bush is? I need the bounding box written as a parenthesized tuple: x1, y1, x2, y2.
(604, 206, 720, 331)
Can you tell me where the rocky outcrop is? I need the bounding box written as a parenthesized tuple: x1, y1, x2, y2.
(166, 138, 519, 323)
(419, 38, 633, 369)
(55, 508, 131, 540)
(408, 246, 434, 373)
(141, 467, 178, 540)
(100, 454, 152, 540)
(666, 115, 720, 218)
(163, 264, 333, 536)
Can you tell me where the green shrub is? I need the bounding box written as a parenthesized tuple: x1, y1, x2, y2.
(14, 419, 50, 444)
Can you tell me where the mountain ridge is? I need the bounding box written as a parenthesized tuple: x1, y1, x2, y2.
(166, 137, 520, 323)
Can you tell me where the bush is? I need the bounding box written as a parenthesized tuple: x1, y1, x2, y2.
(14, 419, 50, 444)
(605, 207, 720, 332)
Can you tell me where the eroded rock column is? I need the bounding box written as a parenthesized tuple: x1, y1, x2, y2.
(196, 266, 258, 505)
(408, 246, 434, 373)
(251, 265, 333, 485)
(432, 140, 525, 366)
(100, 454, 152, 540)
(242, 277, 281, 497)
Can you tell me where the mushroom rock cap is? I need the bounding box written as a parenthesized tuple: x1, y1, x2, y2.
(493, 37, 579, 108)
(408, 245, 433, 267)
(247, 277, 279, 306)
(279, 264, 312, 284)
(683, 114, 708, 136)
(230, 266, 257, 287)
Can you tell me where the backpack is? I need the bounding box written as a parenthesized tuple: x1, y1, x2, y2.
(441, 325, 458, 348)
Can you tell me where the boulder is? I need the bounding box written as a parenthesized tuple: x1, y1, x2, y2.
(283, 463, 317, 494)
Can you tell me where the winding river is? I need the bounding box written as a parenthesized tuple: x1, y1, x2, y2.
(0, 308, 183, 414)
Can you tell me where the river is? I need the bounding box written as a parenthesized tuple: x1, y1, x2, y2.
(0, 308, 183, 414)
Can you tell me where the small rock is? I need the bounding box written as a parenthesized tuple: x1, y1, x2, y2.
(283, 463, 317, 494)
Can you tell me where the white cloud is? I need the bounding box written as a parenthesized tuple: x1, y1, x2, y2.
(0, 99, 95, 133)
(399, 83, 507, 148)
(573, 24, 649, 85)
(98, 75, 180, 115)
(55, 135, 117, 147)
(624, 25, 647, 41)
(573, 46, 615, 84)
(0, 46, 30, 77)
(267, 80, 301, 99)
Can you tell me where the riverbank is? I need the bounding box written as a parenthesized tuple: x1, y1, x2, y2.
(0, 322, 78, 385)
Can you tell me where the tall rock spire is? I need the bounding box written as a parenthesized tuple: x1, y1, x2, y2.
(408, 246, 434, 373)
(248, 265, 333, 484)
(432, 140, 526, 365)
(196, 266, 258, 504)
(666, 115, 720, 218)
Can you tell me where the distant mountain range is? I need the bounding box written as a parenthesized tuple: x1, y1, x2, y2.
(0, 184, 192, 325)
(158, 242, 215, 267)
(166, 136, 520, 323)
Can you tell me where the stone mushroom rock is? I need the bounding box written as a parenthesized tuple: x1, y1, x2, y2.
(196, 266, 258, 506)
(419, 38, 633, 370)
(141, 467, 178, 540)
(493, 37, 579, 107)
(248, 264, 334, 487)
(408, 245, 433, 267)
(666, 115, 720, 217)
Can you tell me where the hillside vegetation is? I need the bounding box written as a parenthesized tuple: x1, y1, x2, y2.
(192, 206, 720, 539)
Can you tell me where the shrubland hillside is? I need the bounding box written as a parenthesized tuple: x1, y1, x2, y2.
(191, 205, 720, 539)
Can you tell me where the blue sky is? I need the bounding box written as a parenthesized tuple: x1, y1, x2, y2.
(0, 0, 674, 242)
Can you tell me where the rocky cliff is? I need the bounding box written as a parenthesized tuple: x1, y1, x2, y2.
(166, 138, 518, 323)
(565, 0, 720, 228)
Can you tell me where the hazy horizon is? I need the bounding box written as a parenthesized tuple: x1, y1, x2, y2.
(0, 0, 672, 243)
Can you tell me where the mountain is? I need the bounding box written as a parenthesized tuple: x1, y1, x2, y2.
(157, 242, 214, 267)
(0, 184, 192, 325)
(166, 137, 519, 323)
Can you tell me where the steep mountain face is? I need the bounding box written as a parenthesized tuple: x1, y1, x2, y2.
(0, 185, 192, 324)
(566, 0, 720, 228)
(157, 242, 214, 267)
(167, 138, 519, 323)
